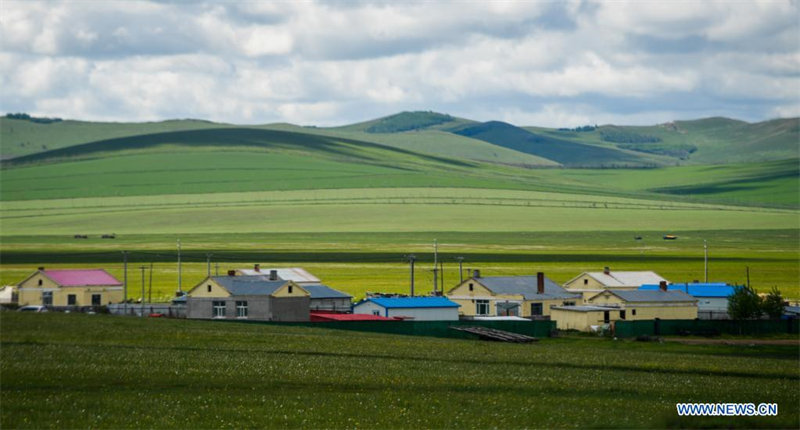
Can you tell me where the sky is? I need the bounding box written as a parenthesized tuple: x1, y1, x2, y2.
(1, 0, 798, 127)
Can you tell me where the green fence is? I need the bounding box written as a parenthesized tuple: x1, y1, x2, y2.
(242, 319, 556, 340)
(614, 318, 799, 338)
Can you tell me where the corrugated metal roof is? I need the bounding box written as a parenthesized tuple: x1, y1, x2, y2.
(639, 283, 737, 298)
(362, 297, 460, 309)
(552, 305, 619, 312)
(476, 276, 581, 300)
(43, 269, 122, 287)
(238, 268, 320, 283)
(303, 284, 352, 299)
(211, 276, 287, 296)
(601, 289, 696, 303)
(310, 312, 392, 321)
(585, 271, 668, 287)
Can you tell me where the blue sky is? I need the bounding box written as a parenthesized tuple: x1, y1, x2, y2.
(1, 1, 798, 127)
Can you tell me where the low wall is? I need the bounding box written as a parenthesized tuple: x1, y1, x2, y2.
(614, 318, 799, 338)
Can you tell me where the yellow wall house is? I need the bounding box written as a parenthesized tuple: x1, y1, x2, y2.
(447, 271, 581, 318)
(563, 267, 669, 301)
(17, 268, 123, 307)
(550, 288, 698, 332)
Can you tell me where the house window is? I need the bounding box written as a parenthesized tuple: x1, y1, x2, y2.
(620, 310, 626, 320)
(563, 301, 576, 306)
(372, 310, 380, 316)
(603, 310, 610, 323)
(67, 294, 76, 306)
(583, 279, 588, 285)
(207, 284, 212, 293)
(631, 309, 636, 316)
(288, 285, 293, 294)
(236, 301, 248, 318)
(476, 300, 490, 316)
(92, 294, 101, 306)
(469, 283, 473, 291)
(42, 291, 53, 306)
(213, 301, 226, 318)
(530, 303, 543, 316)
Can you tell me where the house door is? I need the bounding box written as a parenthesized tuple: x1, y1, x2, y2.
(42, 291, 53, 306)
(603, 311, 610, 323)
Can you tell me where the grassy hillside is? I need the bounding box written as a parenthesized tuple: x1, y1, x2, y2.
(452, 121, 665, 167)
(2, 313, 798, 429)
(332, 110, 475, 133)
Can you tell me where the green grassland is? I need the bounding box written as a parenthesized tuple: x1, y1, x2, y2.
(2, 312, 798, 429)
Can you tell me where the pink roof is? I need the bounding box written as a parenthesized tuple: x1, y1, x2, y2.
(43, 269, 122, 287)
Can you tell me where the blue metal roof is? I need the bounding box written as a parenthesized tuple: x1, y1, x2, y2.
(639, 283, 738, 298)
(363, 297, 460, 309)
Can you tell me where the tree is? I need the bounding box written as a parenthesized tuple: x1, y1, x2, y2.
(761, 287, 785, 319)
(727, 285, 762, 320)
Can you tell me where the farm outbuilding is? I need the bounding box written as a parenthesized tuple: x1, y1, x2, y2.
(0, 286, 17, 304)
(639, 282, 737, 319)
(563, 267, 669, 300)
(549, 305, 623, 331)
(186, 274, 310, 322)
(352, 297, 460, 321)
(16, 268, 123, 307)
(304, 284, 353, 312)
(446, 271, 580, 318)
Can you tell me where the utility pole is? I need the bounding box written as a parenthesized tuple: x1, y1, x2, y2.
(122, 251, 128, 314)
(206, 253, 212, 277)
(148, 262, 153, 304)
(456, 257, 464, 284)
(432, 239, 438, 294)
(407, 254, 416, 296)
(439, 261, 444, 296)
(703, 240, 708, 283)
(140, 265, 146, 316)
(177, 239, 182, 295)
(215, 262, 219, 276)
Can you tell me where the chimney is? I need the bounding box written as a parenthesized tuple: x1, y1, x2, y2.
(38, 266, 45, 271)
(269, 270, 278, 281)
(227, 270, 235, 277)
(254, 264, 260, 272)
(603, 266, 610, 275)
(659, 281, 667, 292)
(537, 272, 545, 294)
(473, 269, 481, 279)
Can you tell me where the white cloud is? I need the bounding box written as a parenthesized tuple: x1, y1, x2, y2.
(0, 0, 797, 126)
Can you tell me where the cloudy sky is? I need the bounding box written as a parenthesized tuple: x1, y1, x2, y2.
(1, 1, 798, 127)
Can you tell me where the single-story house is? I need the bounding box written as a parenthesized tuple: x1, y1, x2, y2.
(0, 286, 17, 304)
(352, 296, 460, 321)
(550, 287, 698, 332)
(446, 271, 580, 318)
(639, 282, 737, 319)
(17, 268, 123, 307)
(236, 265, 321, 285)
(186, 274, 310, 321)
(563, 267, 669, 300)
(304, 284, 353, 312)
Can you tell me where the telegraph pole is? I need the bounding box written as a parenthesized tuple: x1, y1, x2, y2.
(408, 254, 416, 296)
(456, 257, 464, 284)
(206, 253, 212, 277)
(140, 265, 146, 316)
(432, 239, 438, 294)
(215, 262, 219, 276)
(177, 239, 182, 294)
(122, 251, 128, 314)
(703, 240, 708, 283)
(148, 262, 153, 304)
(439, 261, 444, 295)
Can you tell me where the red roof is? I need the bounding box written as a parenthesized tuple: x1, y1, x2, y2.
(310, 312, 393, 322)
(43, 269, 122, 286)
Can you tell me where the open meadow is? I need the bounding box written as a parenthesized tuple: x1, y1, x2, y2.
(2, 312, 798, 429)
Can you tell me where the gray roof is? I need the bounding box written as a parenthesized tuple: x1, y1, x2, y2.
(477, 276, 581, 300)
(602, 289, 696, 303)
(303, 284, 352, 299)
(211, 276, 288, 296)
(552, 305, 619, 312)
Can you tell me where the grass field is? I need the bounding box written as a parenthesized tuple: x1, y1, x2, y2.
(1, 313, 797, 429)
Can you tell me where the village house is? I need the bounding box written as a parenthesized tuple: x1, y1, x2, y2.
(352, 296, 460, 321)
(563, 267, 669, 300)
(234, 266, 352, 311)
(185, 272, 310, 321)
(17, 268, 123, 307)
(550, 286, 697, 332)
(446, 271, 580, 318)
(639, 282, 737, 319)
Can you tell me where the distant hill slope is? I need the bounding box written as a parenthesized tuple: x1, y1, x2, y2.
(333, 111, 475, 133)
(452, 121, 659, 167)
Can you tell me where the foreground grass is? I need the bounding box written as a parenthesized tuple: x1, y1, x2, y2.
(1, 313, 797, 429)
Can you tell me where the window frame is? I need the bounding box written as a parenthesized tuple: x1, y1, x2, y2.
(475, 299, 490, 316)
(235, 301, 248, 318)
(212, 300, 226, 318)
